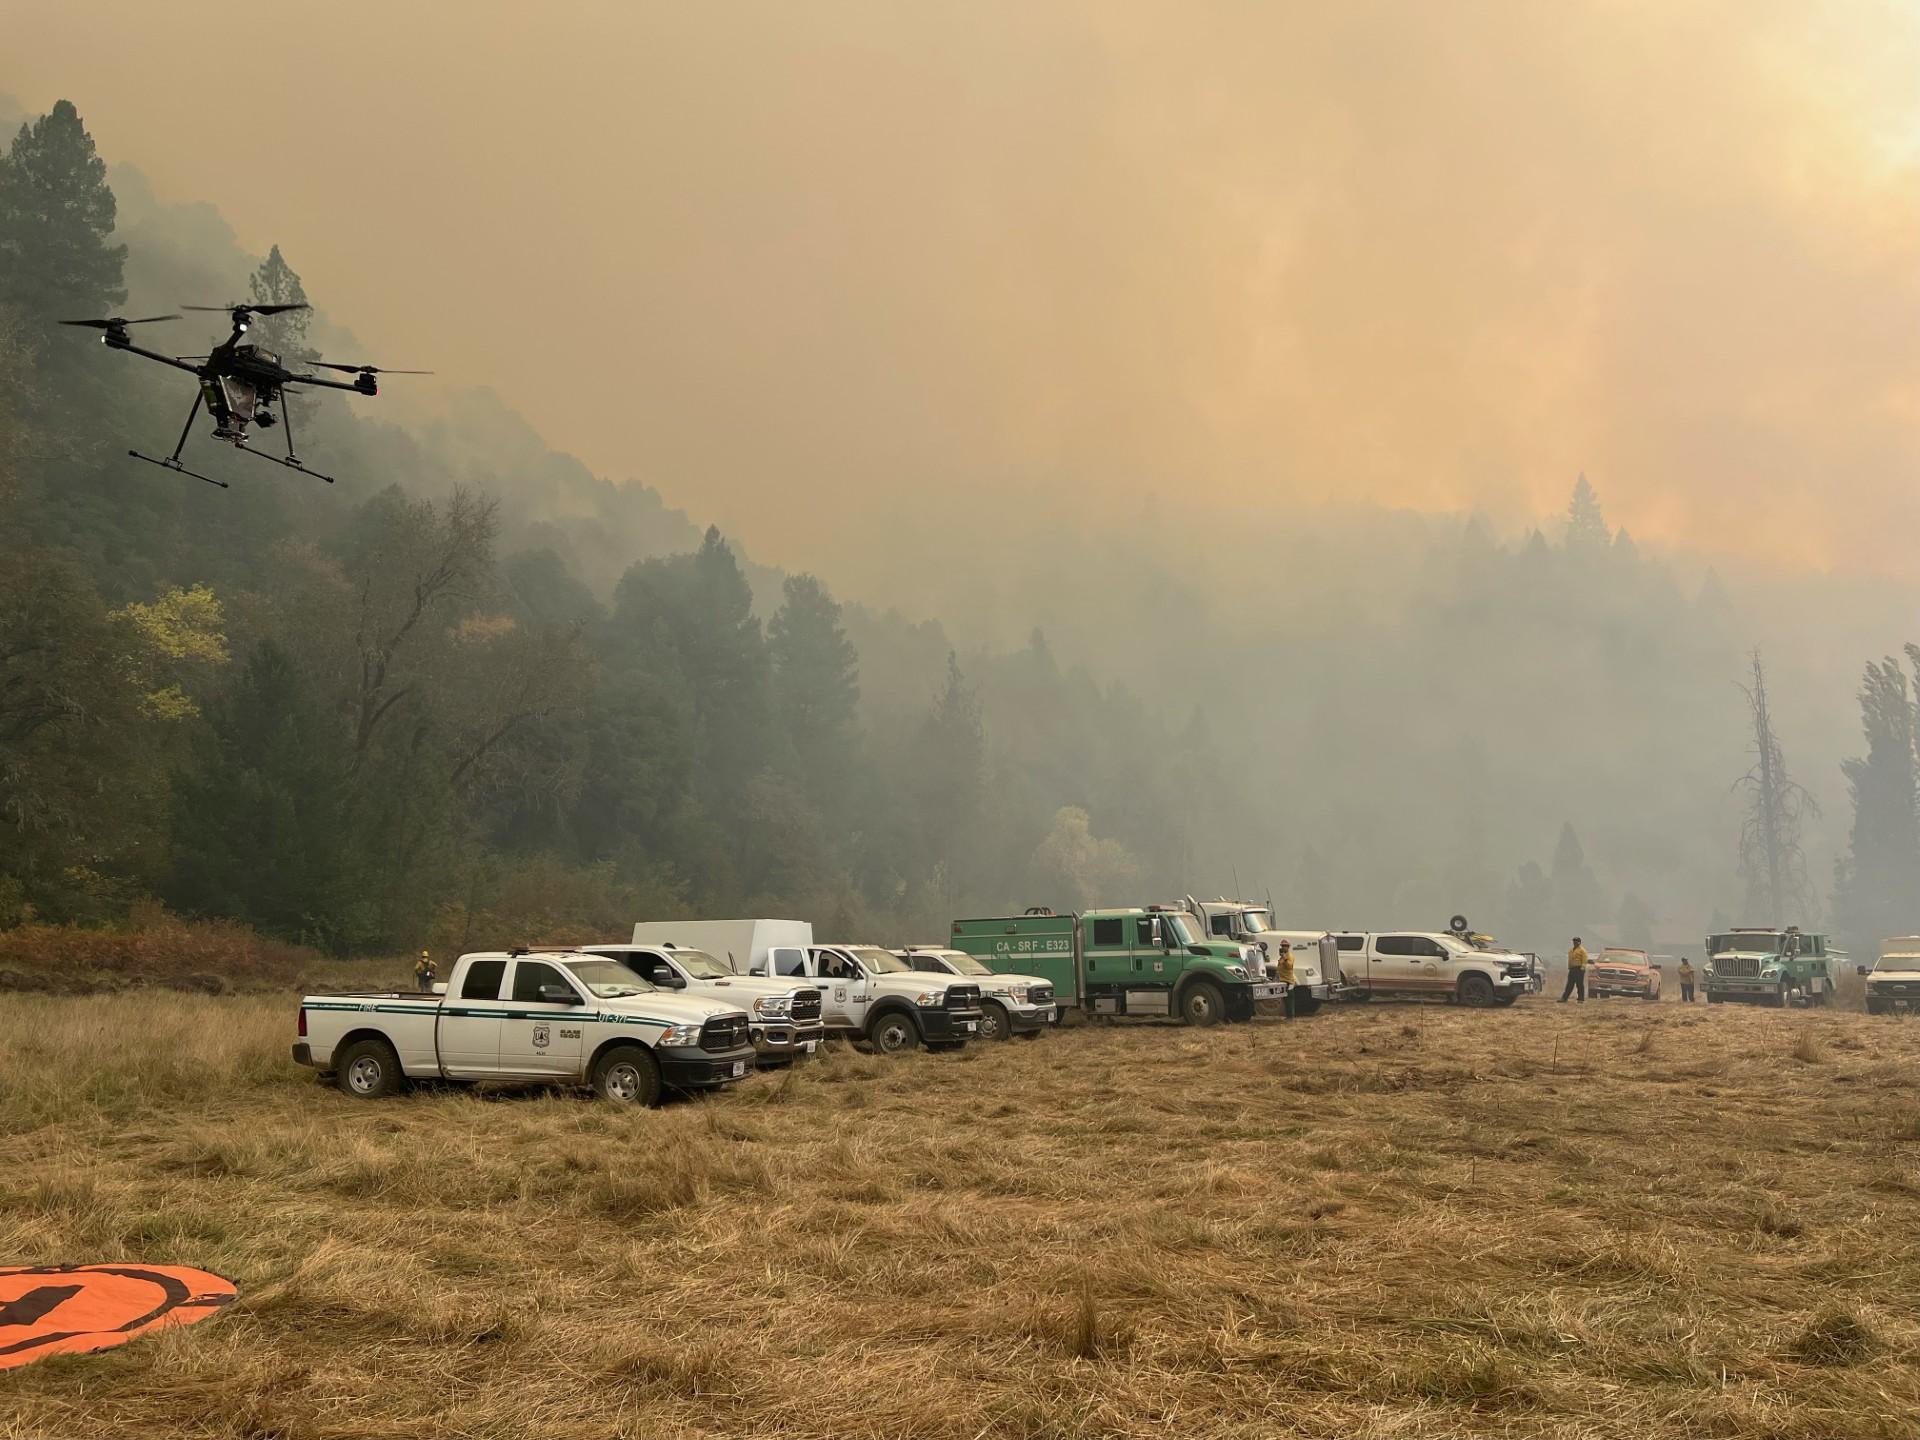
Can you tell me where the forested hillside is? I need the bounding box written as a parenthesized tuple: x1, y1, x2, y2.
(6, 99, 1920, 965)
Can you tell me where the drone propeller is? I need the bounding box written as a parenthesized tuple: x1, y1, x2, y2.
(303, 359, 434, 375)
(60, 314, 180, 329)
(182, 302, 311, 316)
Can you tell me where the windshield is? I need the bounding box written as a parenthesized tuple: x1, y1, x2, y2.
(1709, 933, 1776, 955)
(1238, 910, 1273, 933)
(1877, 954, 1920, 972)
(847, 946, 912, 973)
(933, 951, 991, 975)
(564, 959, 656, 998)
(659, 949, 733, 980)
(1166, 914, 1198, 946)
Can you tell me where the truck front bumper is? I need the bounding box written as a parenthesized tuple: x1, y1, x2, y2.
(920, 1006, 984, 1042)
(1706, 980, 1778, 1001)
(658, 1044, 758, 1089)
(751, 1019, 828, 1064)
(1005, 1004, 1056, 1035)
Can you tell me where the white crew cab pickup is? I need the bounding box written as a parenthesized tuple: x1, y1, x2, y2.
(748, 943, 986, 1054)
(1329, 931, 1533, 1007)
(294, 949, 757, 1105)
(896, 947, 1056, 1040)
(580, 943, 827, 1064)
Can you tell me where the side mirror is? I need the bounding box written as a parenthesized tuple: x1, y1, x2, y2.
(537, 983, 582, 1005)
(651, 967, 686, 989)
(1858, 964, 1873, 977)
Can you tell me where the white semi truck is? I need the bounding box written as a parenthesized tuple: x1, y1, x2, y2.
(1186, 897, 1345, 1012)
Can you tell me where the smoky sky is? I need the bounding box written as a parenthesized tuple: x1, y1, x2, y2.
(7, 1, 1920, 573)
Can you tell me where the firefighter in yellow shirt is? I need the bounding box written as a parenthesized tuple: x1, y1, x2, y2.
(1276, 938, 1298, 1020)
(1677, 957, 1696, 1003)
(1560, 937, 1588, 1004)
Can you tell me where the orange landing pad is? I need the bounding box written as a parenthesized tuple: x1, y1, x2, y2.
(0, 1264, 236, 1369)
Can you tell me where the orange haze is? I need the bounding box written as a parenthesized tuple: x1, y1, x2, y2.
(7, 1, 1920, 572)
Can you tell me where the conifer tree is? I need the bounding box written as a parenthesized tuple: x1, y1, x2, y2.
(0, 101, 125, 329)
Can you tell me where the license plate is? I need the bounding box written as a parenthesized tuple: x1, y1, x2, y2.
(803, 1040, 817, 1053)
(731, 1061, 745, 1077)
(963, 1021, 976, 1032)
(1044, 1012, 1056, 1023)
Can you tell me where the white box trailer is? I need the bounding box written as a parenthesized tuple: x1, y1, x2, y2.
(629, 918, 814, 977)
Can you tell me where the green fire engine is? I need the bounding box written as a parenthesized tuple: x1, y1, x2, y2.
(950, 906, 1277, 1025)
(1704, 926, 1834, 1007)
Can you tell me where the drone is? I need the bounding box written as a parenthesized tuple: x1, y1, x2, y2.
(60, 302, 428, 488)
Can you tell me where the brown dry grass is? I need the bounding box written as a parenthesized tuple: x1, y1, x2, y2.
(4, 994, 1920, 1438)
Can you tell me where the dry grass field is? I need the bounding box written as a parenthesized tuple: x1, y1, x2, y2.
(4, 992, 1920, 1439)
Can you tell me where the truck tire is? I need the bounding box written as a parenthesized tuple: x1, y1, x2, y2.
(869, 1010, 921, 1055)
(335, 1037, 405, 1099)
(1457, 972, 1496, 1009)
(1179, 981, 1224, 1027)
(977, 1001, 1011, 1042)
(591, 1044, 662, 1106)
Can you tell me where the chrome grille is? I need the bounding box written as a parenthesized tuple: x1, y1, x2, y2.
(944, 985, 981, 1010)
(1714, 956, 1761, 977)
(789, 990, 822, 1021)
(1030, 984, 1054, 1005)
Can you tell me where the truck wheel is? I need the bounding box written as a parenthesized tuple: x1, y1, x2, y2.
(869, 1011, 921, 1055)
(591, 1045, 662, 1106)
(335, 1038, 405, 1099)
(1457, 972, 1496, 1009)
(977, 1002, 1011, 1042)
(1180, 982, 1224, 1027)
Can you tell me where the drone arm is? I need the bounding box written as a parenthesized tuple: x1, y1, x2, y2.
(108, 339, 205, 375)
(284, 373, 367, 393)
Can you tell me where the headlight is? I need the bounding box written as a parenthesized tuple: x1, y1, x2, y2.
(1226, 965, 1248, 980)
(752, 995, 791, 1018)
(657, 1022, 702, 1046)
(1006, 983, 1029, 1003)
(914, 991, 943, 1007)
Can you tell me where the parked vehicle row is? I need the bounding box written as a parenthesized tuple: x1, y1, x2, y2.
(292, 904, 1570, 1109)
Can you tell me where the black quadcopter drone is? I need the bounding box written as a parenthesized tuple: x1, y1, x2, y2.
(61, 302, 428, 488)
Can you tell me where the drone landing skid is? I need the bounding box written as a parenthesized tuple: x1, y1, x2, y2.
(128, 448, 228, 489)
(238, 445, 335, 484)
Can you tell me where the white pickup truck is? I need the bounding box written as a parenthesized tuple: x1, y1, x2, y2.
(895, 947, 1056, 1040)
(1329, 931, 1533, 1007)
(580, 943, 827, 1064)
(294, 949, 757, 1105)
(747, 943, 986, 1054)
